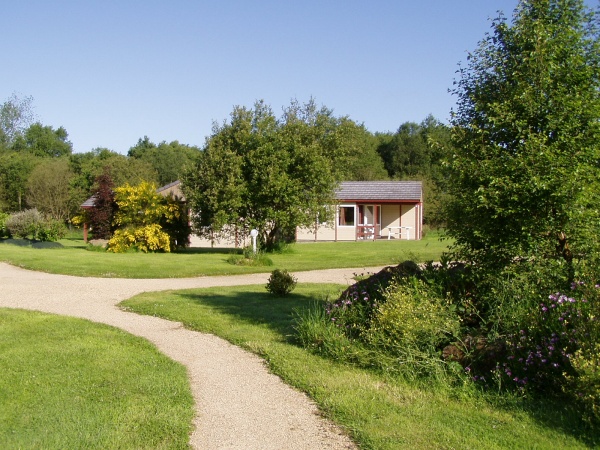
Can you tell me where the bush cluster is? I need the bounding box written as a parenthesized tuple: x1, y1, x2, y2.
(477, 281, 600, 424)
(4, 209, 66, 242)
(327, 261, 421, 338)
(297, 262, 463, 378)
(296, 259, 599, 426)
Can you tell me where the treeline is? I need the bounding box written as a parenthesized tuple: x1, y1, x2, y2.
(0, 94, 452, 225)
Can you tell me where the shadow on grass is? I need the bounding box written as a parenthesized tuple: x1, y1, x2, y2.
(174, 247, 242, 255)
(514, 395, 598, 447)
(0, 238, 64, 249)
(176, 289, 324, 340)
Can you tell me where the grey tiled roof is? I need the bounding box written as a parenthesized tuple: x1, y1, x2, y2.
(157, 180, 181, 193)
(81, 195, 97, 208)
(335, 181, 422, 202)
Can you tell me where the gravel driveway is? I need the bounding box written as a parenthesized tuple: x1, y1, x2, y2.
(0, 262, 384, 449)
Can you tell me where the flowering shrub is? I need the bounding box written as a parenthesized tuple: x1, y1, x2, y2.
(467, 280, 599, 424)
(113, 182, 167, 227)
(107, 224, 171, 253)
(109, 182, 190, 251)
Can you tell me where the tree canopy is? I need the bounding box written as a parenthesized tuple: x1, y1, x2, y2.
(12, 123, 72, 158)
(0, 93, 35, 149)
(26, 158, 74, 221)
(183, 99, 361, 249)
(444, 0, 600, 275)
(128, 137, 201, 186)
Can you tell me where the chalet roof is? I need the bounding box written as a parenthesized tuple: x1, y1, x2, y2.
(81, 195, 97, 209)
(157, 180, 181, 193)
(335, 181, 422, 202)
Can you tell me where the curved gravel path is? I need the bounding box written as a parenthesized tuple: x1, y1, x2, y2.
(0, 262, 384, 449)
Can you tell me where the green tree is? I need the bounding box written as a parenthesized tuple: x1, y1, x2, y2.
(0, 152, 40, 211)
(183, 99, 342, 250)
(333, 119, 388, 181)
(26, 158, 74, 221)
(377, 115, 450, 181)
(69, 148, 158, 210)
(128, 137, 200, 186)
(0, 93, 35, 148)
(12, 123, 72, 158)
(444, 0, 600, 273)
(376, 116, 452, 225)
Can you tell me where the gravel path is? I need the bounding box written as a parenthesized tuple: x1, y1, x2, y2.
(0, 262, 384, 449)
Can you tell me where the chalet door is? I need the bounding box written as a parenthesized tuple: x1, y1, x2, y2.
(358, 205, 380, 239)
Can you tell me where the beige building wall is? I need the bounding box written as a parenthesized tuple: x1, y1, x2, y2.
(381, 205, 400, 229)
(296, 223, 336, 241)
(335, 226, 355, 240)
(401, 204, 417, 240)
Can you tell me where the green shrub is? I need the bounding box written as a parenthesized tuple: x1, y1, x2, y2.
(266, 269, 297, 296)
(37, 218, 67, 242)
(0, 211, 9, 238)
(5, 209, 44, 239)
(327, 261, 422, 338)
(365, 278, 461, 355)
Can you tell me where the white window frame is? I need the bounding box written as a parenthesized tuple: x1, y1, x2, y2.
(338, 204, 356, 227)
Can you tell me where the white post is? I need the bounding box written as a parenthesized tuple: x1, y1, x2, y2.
(250, 229, 258, 254)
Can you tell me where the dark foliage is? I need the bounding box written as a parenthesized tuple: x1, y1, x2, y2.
(88, 170, 115, 240)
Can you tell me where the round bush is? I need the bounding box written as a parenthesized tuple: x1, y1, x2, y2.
(266, 269, 297, 296)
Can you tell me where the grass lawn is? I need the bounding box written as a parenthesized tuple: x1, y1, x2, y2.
(0, 308, 194, 449)
(120, 284, 597, 450)
(0, 230, 450, 278)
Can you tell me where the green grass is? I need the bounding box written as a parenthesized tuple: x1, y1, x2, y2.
(120, 284, 597, 449)
(0, 309, 194, 449)
(0, 230, 450, 278)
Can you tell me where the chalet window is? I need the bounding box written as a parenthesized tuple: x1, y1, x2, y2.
(338, 206, 355, 226)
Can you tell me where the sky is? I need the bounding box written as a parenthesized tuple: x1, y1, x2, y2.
(1, 1, 534, 154)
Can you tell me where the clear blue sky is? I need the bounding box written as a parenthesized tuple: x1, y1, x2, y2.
(3, 1, 530, 154)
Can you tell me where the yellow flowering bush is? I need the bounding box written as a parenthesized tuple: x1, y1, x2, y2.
(113, 182, 167, 228)
(108, 181, 190, 252)
(107, 224, 171, 253)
